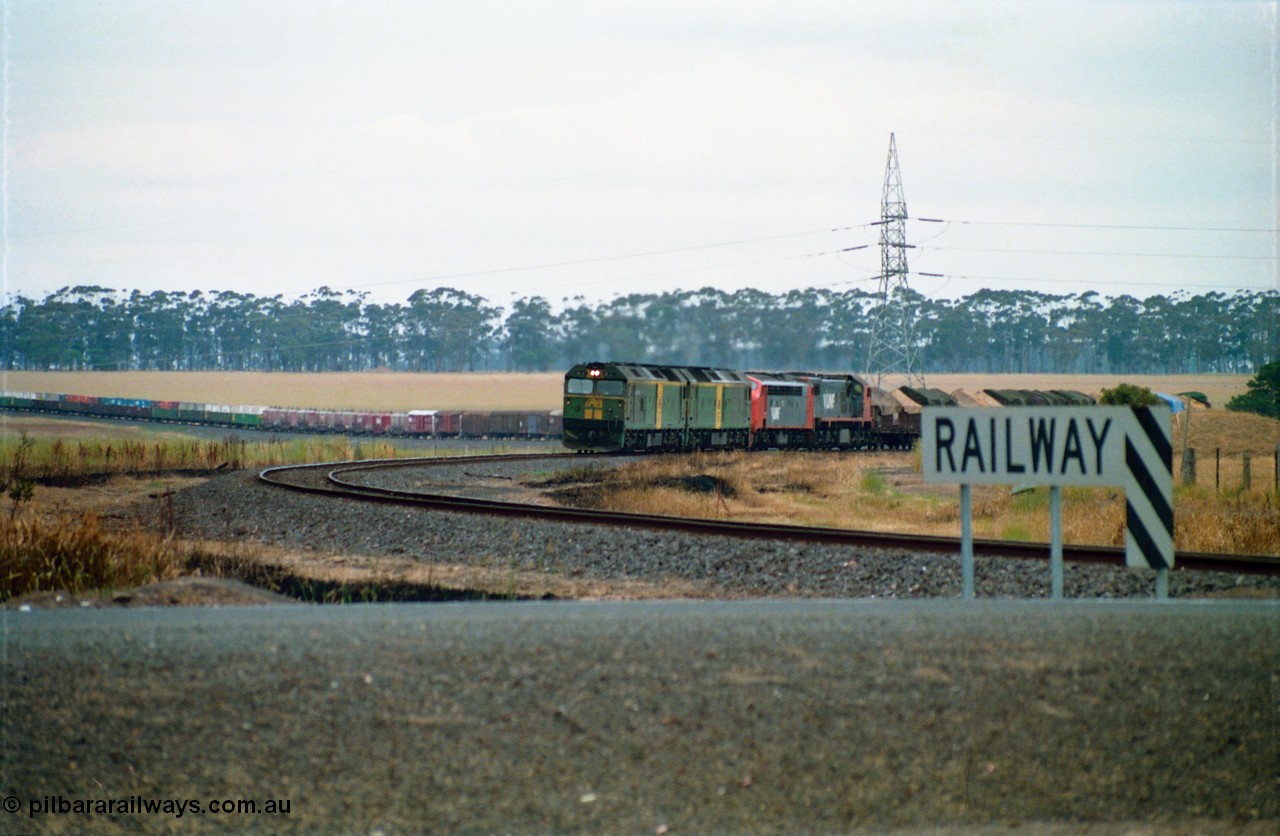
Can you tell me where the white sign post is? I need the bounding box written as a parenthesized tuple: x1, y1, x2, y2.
(921, 406, 1174, 599)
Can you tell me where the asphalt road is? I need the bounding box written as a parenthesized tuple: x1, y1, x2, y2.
(3, 600, 1277, 833)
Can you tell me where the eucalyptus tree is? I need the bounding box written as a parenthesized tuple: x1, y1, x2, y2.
(403, 287, 500, 371)
(130, 290, 194, 370)
(593, 294, 651, 363)
(1061, 291, 1106, 373)
(636, 289, 734, 367)
(554, 298, 602, 367)
(725, 287, 775, 368)
(684, 287, 740, 367)
(360, 301, 406, 370)
(12, 287, 125, 370)
(298, 287, 365, 371)
(502, 296, 557, 371)
(772, 287, 838, 369)
(0, 302, 16, 369)
(817, 288, 877, 372)
(1231, 291, 1279, 372)
(1101, 295, 1143, 373)
(70, 286, 131, 370)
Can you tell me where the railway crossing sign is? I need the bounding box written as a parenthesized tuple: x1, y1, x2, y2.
(922, 406, 1174, 597)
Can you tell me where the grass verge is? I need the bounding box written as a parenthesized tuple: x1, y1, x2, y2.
(0, 512, 184, 599)
(552, 447, 1279, 556)
(0, 433, 418, 482)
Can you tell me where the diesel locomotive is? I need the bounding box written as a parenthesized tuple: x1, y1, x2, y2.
(561, 361, 931, 453)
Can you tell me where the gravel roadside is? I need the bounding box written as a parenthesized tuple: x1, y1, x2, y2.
(4, 601, 1277, 833)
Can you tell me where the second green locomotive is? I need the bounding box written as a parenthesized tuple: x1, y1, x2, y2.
(562, 362, 751, 452)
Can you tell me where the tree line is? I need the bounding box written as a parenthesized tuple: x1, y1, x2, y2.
(1, 284, 1274, 375)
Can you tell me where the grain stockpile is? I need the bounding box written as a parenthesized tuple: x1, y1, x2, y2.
(885, 373, 1251, 410)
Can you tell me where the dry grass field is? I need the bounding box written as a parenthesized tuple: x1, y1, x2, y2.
(558, 406, 1279, 556)
(0, 370, 1254, 412)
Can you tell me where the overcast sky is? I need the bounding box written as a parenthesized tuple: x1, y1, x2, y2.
(3, 1, 1276, 312)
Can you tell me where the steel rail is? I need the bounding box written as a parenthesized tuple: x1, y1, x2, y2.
(259, 454, 1280, 576)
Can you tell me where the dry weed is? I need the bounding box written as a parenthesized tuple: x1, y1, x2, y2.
(578, 439, 1279, 555)
(0, 434, 414, 481)
(0, 512, 184, 600)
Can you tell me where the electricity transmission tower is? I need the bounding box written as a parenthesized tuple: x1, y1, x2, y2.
(865, 133, 925, 389)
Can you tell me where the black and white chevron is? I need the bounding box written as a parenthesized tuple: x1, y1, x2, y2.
(1124, 407, 1174, 570)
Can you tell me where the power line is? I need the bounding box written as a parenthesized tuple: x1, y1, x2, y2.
(916, 244, 1277, 261)
(915, 218, 1277, 234)
(338, 224, 882, 293)
(909, 271, 1273, 293)
(303, 216, 1280, 299)
(12, 208, 1276, 307)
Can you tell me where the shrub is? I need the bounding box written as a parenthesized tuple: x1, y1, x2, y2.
(0, 513, 182, 601)
(1226, 360, 1280, 419)
(1099, 383, 1161, 407)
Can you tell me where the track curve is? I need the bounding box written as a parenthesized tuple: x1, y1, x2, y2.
(259, 454, 1280, 576)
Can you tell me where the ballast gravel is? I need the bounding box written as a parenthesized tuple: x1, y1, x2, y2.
(172, 460, 1280, 600)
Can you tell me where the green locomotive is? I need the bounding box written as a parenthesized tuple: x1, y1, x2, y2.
(562, 362, 751, 452)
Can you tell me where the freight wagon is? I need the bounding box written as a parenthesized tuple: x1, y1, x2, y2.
(0, 392, 566, 442)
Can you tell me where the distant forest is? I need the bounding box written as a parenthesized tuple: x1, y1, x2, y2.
(1, 285, 1274, 375)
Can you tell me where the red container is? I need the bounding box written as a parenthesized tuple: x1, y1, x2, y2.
(435, 411, 462, 436)
(405, 410, 437, 435)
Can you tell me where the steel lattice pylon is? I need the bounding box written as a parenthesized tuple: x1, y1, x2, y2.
(865, 133, 925, 389)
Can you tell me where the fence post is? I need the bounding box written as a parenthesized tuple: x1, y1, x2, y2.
(1180, 447, 1196, 486)
(1215, 447, 1220, 492)
(960, 484, 974, 600)
(1242, 452, 1251, 492)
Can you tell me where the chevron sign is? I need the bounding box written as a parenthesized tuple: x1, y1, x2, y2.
(922, 406, 1174, 570)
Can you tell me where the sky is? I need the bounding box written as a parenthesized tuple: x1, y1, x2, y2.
(2, 0, 1276, 313)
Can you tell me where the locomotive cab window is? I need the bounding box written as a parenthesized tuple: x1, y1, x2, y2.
(567, 378, 625, 396)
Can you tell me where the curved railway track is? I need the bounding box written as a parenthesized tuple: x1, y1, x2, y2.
(259, 453, 1280, 577)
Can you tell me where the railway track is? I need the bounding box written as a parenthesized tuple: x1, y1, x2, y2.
(259, 453, 1280, 576)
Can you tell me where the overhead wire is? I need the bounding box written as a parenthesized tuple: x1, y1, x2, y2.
(915, 244, 1277, 261)
(8, 212, 1275, 315)
(913, 218, 1276, 234)
(334, 223, 883, 294)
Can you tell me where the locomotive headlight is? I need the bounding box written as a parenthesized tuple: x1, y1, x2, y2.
(588, 368, 602, 378)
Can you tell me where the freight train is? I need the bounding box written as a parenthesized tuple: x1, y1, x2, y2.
(561, 361, 1097, 453)
(1, 367, 1097, 451)
(0, 392, 563, 439)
